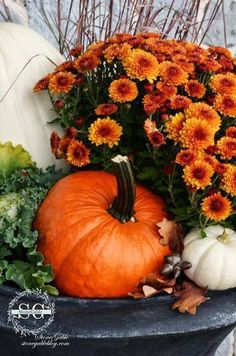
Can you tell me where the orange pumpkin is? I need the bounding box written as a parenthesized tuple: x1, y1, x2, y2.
(35, 155, 170, 297)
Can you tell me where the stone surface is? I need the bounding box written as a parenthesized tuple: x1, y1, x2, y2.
(216, 331, 234, 356)
(0, 285, 236, 356)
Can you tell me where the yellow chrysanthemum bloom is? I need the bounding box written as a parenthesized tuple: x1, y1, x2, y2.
(165, 113, 186, 143)
(48, 72, 75, 94)
(185, 102, 221, 130)
(74, 52, 100, 72)
(104, 43, 132, 63)
(210, 73, 236, 95)
(183, 160, 214, 190)
(185, 80, 206, 98)
(201, 193, 232, 221)
(88, 117, 123, 148)
(214, 94, 236, 117)
(108, 78, 138, 103)
(122, 49, 159, 83)
(217, 136, 236, 159)
(67, 140, 90, 167)
(159, 61, 188, 86)
(221, 165, 236, 196)
(180, 119, 215, 149)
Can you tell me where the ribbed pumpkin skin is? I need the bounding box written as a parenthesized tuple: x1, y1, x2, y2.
(35, 171, 170, 298)
(0, 22, 64, 168)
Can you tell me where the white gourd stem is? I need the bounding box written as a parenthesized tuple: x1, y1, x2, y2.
(217, 229, 230, 244)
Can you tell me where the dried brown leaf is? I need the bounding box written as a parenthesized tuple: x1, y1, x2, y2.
(128, 272, 176, 299)
(142, 285, 159, 298)
(172, 281, 209, 315)
(156, 217, 184, 253)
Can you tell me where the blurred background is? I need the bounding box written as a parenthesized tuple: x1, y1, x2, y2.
(0, 1, 235, 355)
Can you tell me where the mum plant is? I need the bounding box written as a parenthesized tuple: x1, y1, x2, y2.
(34, 32, 236, 235)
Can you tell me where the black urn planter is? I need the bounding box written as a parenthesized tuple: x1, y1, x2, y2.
(0, 285, 236, 356)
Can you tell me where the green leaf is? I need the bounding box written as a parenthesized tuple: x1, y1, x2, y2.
(5, 258, 55, 290)
(0, 163, 66, 295)
(137, 167, 158, 180)
(41, 285, 59, 296)
(47, 117, 61, 125)
(27, 249, 44, 265)
(0, 142, 35, 181)
(200, 229, 207, 239)
(0, 246, 12, 260)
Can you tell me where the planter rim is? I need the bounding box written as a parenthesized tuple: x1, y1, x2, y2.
(1, 285, 236, 339)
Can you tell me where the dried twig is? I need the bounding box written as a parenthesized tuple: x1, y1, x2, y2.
(30, 0, 226, 56)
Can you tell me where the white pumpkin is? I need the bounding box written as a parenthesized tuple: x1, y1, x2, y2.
(0, 22, 65, 168)
(182, 225, 236, 290)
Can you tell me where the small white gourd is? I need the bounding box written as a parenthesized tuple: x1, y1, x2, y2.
(182, 225, 236, 290)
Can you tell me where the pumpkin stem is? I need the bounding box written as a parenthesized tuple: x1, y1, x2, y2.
(108, 155, 136, 223)
(217, 229, 230, 244)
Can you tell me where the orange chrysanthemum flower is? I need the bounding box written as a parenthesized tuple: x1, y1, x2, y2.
(147, 131, 165, 147)
(88, 117, 123, 148)
(74, 52, 100, 72)
(123, 49, 159, 82)
(170, 95, 191, 110)
(108, 33, 133, 44)
(226, 126, 236, 138)
(65, 127, 78, 139)
(50, 131, 61, 156)
(210, 73, 236, 95)
(214, 94, 236, 117)
(185, 103, 221, 130)
(156, 81, 177, 97)
(165, 113, 186, 143)
(175, 149, 197, 166)
(145, 38, 174, 55)
(185, 80, 206, 98)
(221, 165, 236, 196)
(144, 119, 165, 147)
(58, 137, 72, 158)
(104, 43, 132, 63)
(199, 55, 221, 72)
(144, 118, 157, 134)
(67, 140, 90, 167)
(109, 78, 138, 103)
(217, 136, 236, 159)
(33, 74, 52, 92)
(48, 72, 75, 94)
(183, 160, 214, 190)
(143, 101, 157, 115)
(180, 119, 215, 149)
(201, 193, 232, 221)
(214, 162, 227, 175)
(138, 32, 161, 39)
(171, 54, 195, 74)
(88, 41, 105, 57)
(143, 92, 166, 114)
(95, 103, 118, 116)
(201, 153, 218, 168)
(159, 61, 188, 86)
(208, 46, 233, 60)
(69, 45, 83, 57)
(55, 61, 75, 72)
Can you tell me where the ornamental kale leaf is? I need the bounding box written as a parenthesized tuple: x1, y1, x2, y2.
(0, 166, 65, 296)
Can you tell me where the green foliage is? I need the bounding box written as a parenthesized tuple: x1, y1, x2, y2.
(0, 142, 35, 180)
(0, 166, 65, 295)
